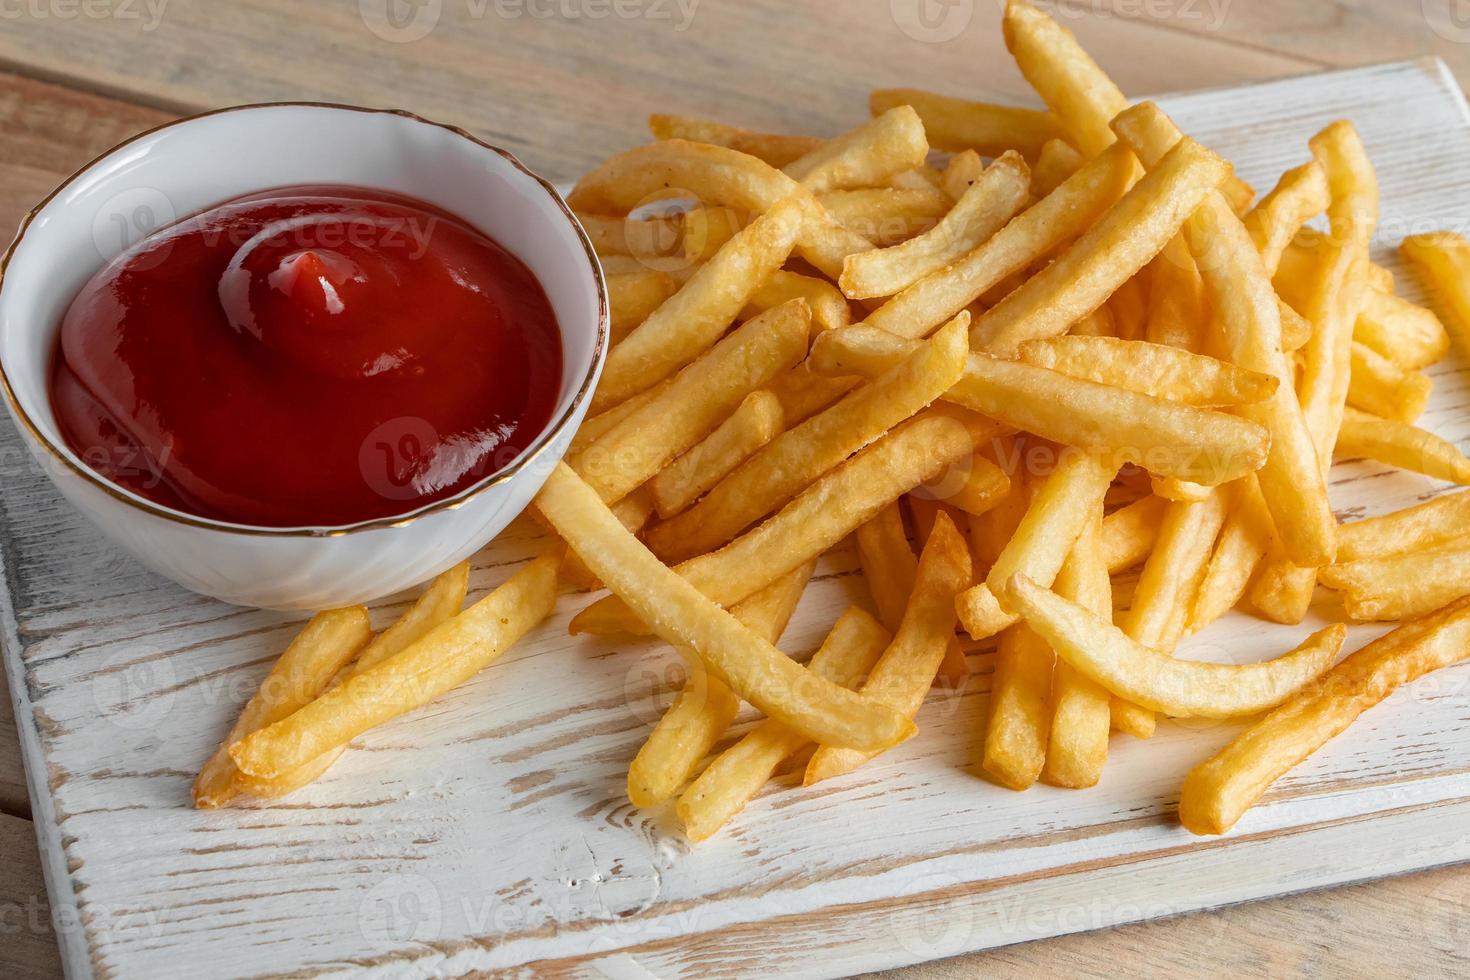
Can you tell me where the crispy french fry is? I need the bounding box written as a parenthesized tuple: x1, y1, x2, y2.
(1144, 236, 1205, 352)
(870, 87, 1064, 159)
(1335, 407, 1470, 483)
(648, 113, 823, 168)
(807, 514, 972, 782)
(1322, 543, 1470, 621)
(743, 269, 851, 334)
(1101, 494, 1165, 572)
(591, 198, 806, 412)
(1354, 289, 1449, 370)
(1112, 102, 1336, 570)
(861, 141, 1134, 339)
(578, 211, 684, 261)
(646, 316, 970, 563)
(840, 152, 1031, 300)
(809, 326, 1269, 486)
(569, 383, 663, 456)
(573, 409, 994, 636)
(942, 149, 986, 200)
(231, 564, 470, 800)
(608, 269, 679, 343)
(817, 186, 951, 245)
(984, 623, 1054, 790)
(193, 607, 372, 807)
(538, 464, 916, 752)
(230, 554, 559, 780)
(1189, 477, 1272, 633)
(1278, 298, 1312, 353)
(1347, 342, 1433, 422)
(784, 106, 930, 194)
(1003, 0, 1125, 158)
(973, 137, 1230, 355)
(557, 489, 655, 591)
(1007, 575, 1345, 718)
(627, 560, 813, 808)
(1042, 506, 1112, 788)
(1402, 230, 1470, 357)
(1241, 161, 1329, 276)
(650, 390, 785, 519)
(575, 299, 809, 503)
(1180, 598, 1470, 834)
(676, 606, 891, 841)
(1016, 336, 1278, 406)
(681, 206, 745, 263)
(1031, 138, 1083, 198)
(764, 358, 861, 427)
(1337, 490, 1470, 563)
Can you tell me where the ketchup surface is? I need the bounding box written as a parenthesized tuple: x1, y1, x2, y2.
(51, 185, 563, 527)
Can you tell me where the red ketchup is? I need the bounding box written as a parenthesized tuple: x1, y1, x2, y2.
(51, 185, 563, 527)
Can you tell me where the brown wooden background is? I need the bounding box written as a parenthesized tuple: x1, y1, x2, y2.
(3, 1, 1470, 976)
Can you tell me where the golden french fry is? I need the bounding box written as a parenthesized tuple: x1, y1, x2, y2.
(627, 560, 813, 808)
(942, 148, 986, 200)
(193, 606, 372, 808)
(536, 464, 916, 753)
(1321, 544, 1470, 621)
(869, 86, 1064, 159)
(681, 206, 745, 263)
(591, 197, 806, 412)
(1189, 477, 1272, 633)
(648, 113, 823, 168)
(1241, 161, 1329, 276)
(809, 326, 1270, 486)
(974, 137, 1230, 355)
(646, 316, 970, 563)
(1007, 575, 1345, 718)
(575, 299, 809, 503)
(1101, 494, 1165, 572)
(817, 186, 951, 246)
(984, 623, 1054, 790)
(1278, 298, 1313, 353)
(785, 106, 930, 194)
(1003, 0, 1125, 158)
(1337, 490, 1470, 563)
(861, 142, 1134, 339)
(840, 152, 1031, 300)
(807, 514, 973, 783)
(1347, 342, 1433, 422)
(1042, 506, 1112, 788)
(650, 390, 785, 519)
(743, 269, 850, 333)
(1144, 236, 1205, 352)
(557, 489, 655, 591)
(573, 409, 992, 636)
(1354, 289, 1449, 370)
(232, 563, 470, 800)
(1031, 137, 1084, 197)
(764, 358, 861, 427)
(1180, 598, 1470, 835)
(677, 607, 890, 841)
(1111, 102, 1335, 569)
(1400, 231, 1470, 354)
(1016, 336, 1279, 407)
(1335, 407, 1470, 483)
(577, 211, 684, 261)
(607, 269, 678, 344)
(230, 554, 559, 780)
(569, 382, 663, 456)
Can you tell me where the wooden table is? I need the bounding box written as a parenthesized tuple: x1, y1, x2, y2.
(3, 2, 1470, 976)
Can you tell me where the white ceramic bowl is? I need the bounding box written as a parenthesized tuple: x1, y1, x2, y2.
(0, 104, 607, 610)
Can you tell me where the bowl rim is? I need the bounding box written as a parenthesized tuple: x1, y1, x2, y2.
(0, 100, 609, 539)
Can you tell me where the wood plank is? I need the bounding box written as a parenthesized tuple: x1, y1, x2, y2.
(0, 0, 1317, 180)
(0, 811, 63, 980)
(0, 667, 29, 816)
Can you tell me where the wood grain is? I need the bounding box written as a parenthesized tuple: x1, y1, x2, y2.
(0, 811, 64, 980)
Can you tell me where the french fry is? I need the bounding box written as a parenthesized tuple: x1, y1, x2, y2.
(957, 450, 1114, 640)
(645, 316, 970, 563)
(535, 464, 915, 753)
(577, 211, 684, 261)
(983, 623, 1054, 790)
(869, 87, 1064, 159)
(1337, 489, 1470, 563)
(942, 149, 986, 200)
(676, 606, 891, 841)
(569, 383, 664, 456)
(1031, 137, 1083, 197)
(626, 560, 813, 808)
(1400, 231, 1470, 354)
(806, 514, 972, 782)
(817, 186, 951, 245)
(650, 390, 785, 519)
(230, 554, 559, 779)
(809, 326, 1270, 486)
(1180, 598, 1470, 834)
(1111, 102, 1336, 570)
(608, 269, 679, 343)
(231, 564, 470, 801)
(1042, 506, 1113, 788)
(591, 197, 806, 412)
(648, 113, 823, 168)
(574, 299, 810, 503)
(193, 606, 372, 807)
(1278, 298, 1313, 353)
(1016, 336, 1278, 406)
(1241, 161, 1330, 276)
(1144, 236, 1206, 352)
(860, 142, 1134, 339)
(1321, 544, 1470, 621)
(1007, 575, 1346, 718)
(784, 106, 930, 194)
(681, 206, 745, 263)
(1189, 477, 1272, 633)
(973, 137, 1230, 355)
(840, 152, 1031, 300)
(743, 269, 850, 333)
(1003, 0, 1125, 158)
(1335, 407, 1470, 483)
(557, 490, 654, 591)
(572, 409, 993, 636)
(1354, 289, 1449, 370)
(1347, 342, 1433, 422)
(1101, 494, 1165, 572)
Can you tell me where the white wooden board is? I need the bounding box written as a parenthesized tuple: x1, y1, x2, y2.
(7, 59, 1470, 979)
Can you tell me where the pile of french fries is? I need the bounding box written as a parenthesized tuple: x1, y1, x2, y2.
(199, 1, 1470, 841)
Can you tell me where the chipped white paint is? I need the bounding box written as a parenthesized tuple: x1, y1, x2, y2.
(6, 60, 1470, 979)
